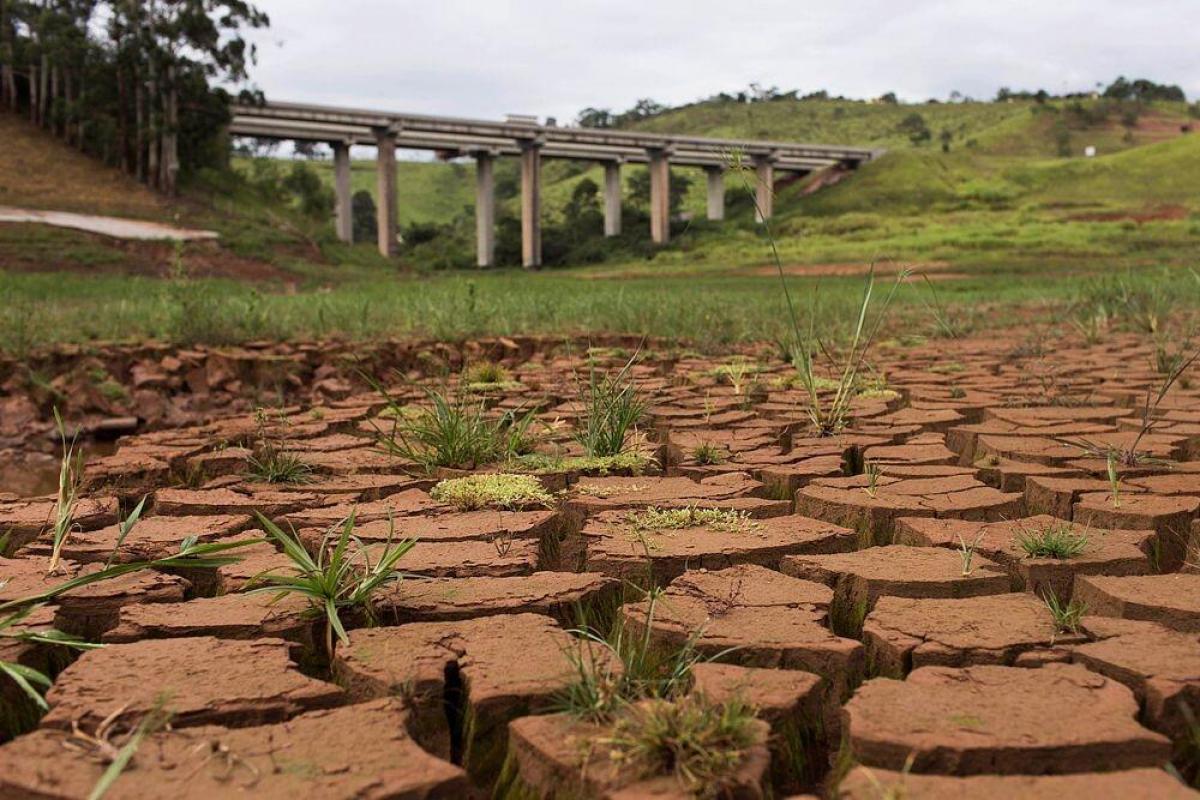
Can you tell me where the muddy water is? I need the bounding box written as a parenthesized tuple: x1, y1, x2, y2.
(0, 441, 119, 498)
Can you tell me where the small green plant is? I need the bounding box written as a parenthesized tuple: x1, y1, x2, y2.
(957, 530, 987, 575)
(463, 360, 516, 390)
(250, 511, 417, 657)
(429, 473, 554, 511)
(0, 604, 101, 712)
(1043, 592, 1086, 637)
(1063, 344, 1200, 467)
(712, 359, 760, 399)
(47, 408, 84, 576)
(603, 694, 760, 796)
(555, 589, 721, 723)
(721, 161, 913, 435)
(1153, 332, 1191, 375)
(371, 379, 536, 472)
(919, 274, 969, 338)
(624, 506, 758, 534)
(1, 536, 250, 717)
(1070, 306, 1110, 345)
(786, 267, 908, 436)
(1107, 451, 1122, 507)
(863, 460, 883, 498)
(77, 701, 173, 800)
(246, 408, 313, 485)
(691, 442, 727, 466)
(1015, 521, 1089, 559)
(575, 353, 647, 458)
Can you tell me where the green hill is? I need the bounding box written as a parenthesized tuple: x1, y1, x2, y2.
(308, 95, 1197, 234)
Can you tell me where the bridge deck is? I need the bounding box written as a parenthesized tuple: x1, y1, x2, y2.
(230, 100, 879, 171)
(228, 99, 882, 265)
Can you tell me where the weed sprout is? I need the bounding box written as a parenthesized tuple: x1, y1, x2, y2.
(249, 511, 416, 657)
(574, 353, 647, 458)
(957, 530, 987, 576)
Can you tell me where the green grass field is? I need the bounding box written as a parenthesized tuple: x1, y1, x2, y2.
(2, 95, 1199, 352)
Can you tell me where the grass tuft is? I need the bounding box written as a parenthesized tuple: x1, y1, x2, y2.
(555, 590, 717, 721)
(603, 694, 759, 797)
(47, 408, 84, 576)
(246, 408, 313, 484)
(691, 443, 727, 466)
(1043, 591, 1087, 637)
(248, 511, 416, 658)
(574, 354, 647, 458)
(463, 360, 517, 391)
(372, 379, 536, 472)
(1015, 521, 1089, 559)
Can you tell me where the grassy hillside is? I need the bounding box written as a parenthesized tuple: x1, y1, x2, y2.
(0, 115, 169, 219)
(303, 158, 477, 227)
(301, 95, 1198, 234)
(3, 94, 1200, 351)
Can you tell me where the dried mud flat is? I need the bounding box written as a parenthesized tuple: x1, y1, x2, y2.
(1, 332, 1199, 798)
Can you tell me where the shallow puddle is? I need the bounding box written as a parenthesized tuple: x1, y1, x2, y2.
(0, 440, 119, 498)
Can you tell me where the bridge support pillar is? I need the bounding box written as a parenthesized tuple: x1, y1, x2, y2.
(332, 141, 353, 243)
(647, 148, 671, 245)
(705, 166, 725, 221)
(603, 161, 622, 237)
(754, 156, 775, 223)
(520, 140, 543, 269)
(475, 152, 495, 268)
(374, 128, 398, 257)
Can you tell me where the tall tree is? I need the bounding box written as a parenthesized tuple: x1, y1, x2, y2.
(2, 0, 268, 193)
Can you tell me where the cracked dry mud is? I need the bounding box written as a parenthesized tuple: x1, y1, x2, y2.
(2, 334, 1199, 797)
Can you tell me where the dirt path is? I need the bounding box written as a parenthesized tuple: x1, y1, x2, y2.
(0, 205, 218, 241)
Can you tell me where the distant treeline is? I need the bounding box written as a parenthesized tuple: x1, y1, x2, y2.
(0, 0, 268, 194)
(576, 76, 1191, 128)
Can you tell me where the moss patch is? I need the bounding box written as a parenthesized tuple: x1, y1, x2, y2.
(430, 473, 554, 511)
(513, 451, 654, 476)
(624, 506, 760, 534)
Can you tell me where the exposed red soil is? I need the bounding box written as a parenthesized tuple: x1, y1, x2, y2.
(863, 592, 1080, 675)
(0, 699, 469, 798)
(844, 663, 1171, 775)
(2, 331, 1200, 795)
(836, 767, 1196, 799)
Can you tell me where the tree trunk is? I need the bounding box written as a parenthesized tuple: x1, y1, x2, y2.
(38, 53, 47, 127)
(146, 67, 158, 189)
(76, 72, 85, 151)
(50, 64, 59, 136)
(0, 0, 10, 111)
(134, 61, 145, 182)
(62, 70, 72, 143)
(117, 64, 129, 171)
(28, 62, 37, 122)
(161, 64, 178, 195)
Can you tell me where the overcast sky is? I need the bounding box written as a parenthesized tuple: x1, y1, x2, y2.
(245, 0, 1200, 123)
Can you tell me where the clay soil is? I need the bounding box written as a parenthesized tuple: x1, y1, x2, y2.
(1, 331, 1199, 797)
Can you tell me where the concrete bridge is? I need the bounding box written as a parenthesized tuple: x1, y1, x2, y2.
(229, 101, 880, 267)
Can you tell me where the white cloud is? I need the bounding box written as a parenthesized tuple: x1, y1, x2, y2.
(245, 0, 1200, 124)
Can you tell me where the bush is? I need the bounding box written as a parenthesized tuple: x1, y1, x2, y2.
(896, 113, 932, 145)
(352, 191, 378, 243)
(956, 180, 1020, 207)
(281, 162, 335, 219)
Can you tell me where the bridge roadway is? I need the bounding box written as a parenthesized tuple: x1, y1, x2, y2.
(230, 100, 881, 267)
